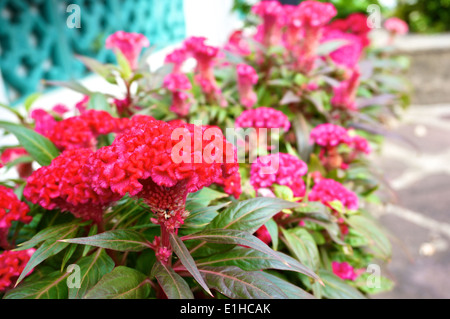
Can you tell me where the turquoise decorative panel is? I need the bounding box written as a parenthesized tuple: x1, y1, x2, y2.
(0, 0, 186, 104)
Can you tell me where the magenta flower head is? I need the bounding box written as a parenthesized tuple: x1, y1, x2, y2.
(236, 64, 259, 109)
(310, 123, 351, 148)
(105, 31, 150, 70)
(163, 73, 192, 117)
(224, 30, 251, 56)
(0, 185, 32, 249)
(1, 147, 33, 178)
(322, 29, 363, 69)
(331, 69, 361, 111)
(329, 13, 371, 48)
(252, 0, 284, 47)
(250, 153, 308, 197)
(384, 17, 409, 36)
(24, 148, 119, 225)
(308, 178, 359, 211)
(332, 261, 358, 281)
(349, 133, 372, 155)
(165, 48, 188, 74)
(0, 249, 35, 291)
(235, 107, 290, 132)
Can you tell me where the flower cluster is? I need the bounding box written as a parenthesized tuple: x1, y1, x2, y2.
(310, 123, 351, 148)
(235, 107, 290, 132)
(237, 64, 259, 109)
(24, 148, 118, 224)
(331, 261, 359, 281)
(250, 153, 308, 197)
(163, 73, 192, 117)
(0, 249, 35, 292)
(0, 186, 32, 249)
(308, 178, 359, 211)
(384, 17, 409, 36)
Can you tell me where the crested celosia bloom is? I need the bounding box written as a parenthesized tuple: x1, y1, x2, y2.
(308, 178, 359, 211)
(384, 17, 409, 36)
(331, 69, 361, 111)
(252, 0, 284, 47)
(235, 107, 290, 132)
(294, 1, 337, 73)
(0, 249, 35, 291)
(41, 110, 129, 151)
(163, 73, 192, 117)
(349, 133, 371, 155)
(87, 117, 239, 261)
(1, 147, 33, 178)
(310, 123, 350, 148)
(322, 29, 363, 69)
(0, 185, 32, 249)
(32, 109, 57, 137)
(329, 13, 371, 48)
(215, 173, 242, 199)
(224, 30, 251, 56)
(183, 37, 226, 106)
(284, 4, 303, 49)
(250, 153, 308, 197)
(24, 148, 118, 224)
(105, 31, 150, 70)
(332, 261, 359, 281)
(165, 48, 188, 74)
(236, 64, 259, 109)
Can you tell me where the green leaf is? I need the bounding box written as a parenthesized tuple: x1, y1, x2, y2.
(152, 261, 194, 299)
(24, 93, 41, 113)
(265, 218, 278, 251)
(115, 50, 132, 79)
(60, 229, 151, 252)
(44, 80, 92, 96)
(4, 270, 69, 299)
(261, 272, 315, 299)
(183, 202, 230, 230)
(76, 55, 112, 79)
(16, 221, 86, 251)
(207, 197, 300, 233)
(195, 246, 318, 279)
(319, 270, 366, 299)
(281, 228, 320, 271)
(169, 233, 212, 297)
(0, 121, 60, 166)
(87, 92, 115, 116)
(346, 215, 392, 259)
(16, 223, 80, 285)
(198, 266, 288, 299)
(186, 187, 228, 208)
(69, 249, 115, 299)
(183, 229, 288, 267)
(85, 266, 151, 299)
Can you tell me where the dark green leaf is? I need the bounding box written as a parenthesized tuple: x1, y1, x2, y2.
(319, 270, 366, 299)
(60, 229, 151, 252)
(0, 121, 60, 166)
(152, 261, 194, 299)
(281, 228, 320, 271)
(85, 266, 151, 299)
(261, 272, 315, 299)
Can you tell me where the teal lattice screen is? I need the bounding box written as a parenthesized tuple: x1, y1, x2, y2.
(0, 0, 186, 104)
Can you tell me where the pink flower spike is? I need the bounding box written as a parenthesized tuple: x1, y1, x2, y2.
(384, 17, 409, 35)
(310, 123, 351, 148)
(165, 48, 188, 74)
(308, 178, 359, 211)
(106, 31, 150, 70)
(237, 64, 259, 109)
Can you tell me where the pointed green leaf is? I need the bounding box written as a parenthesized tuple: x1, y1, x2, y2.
(84, 266, 151, 299)
(152, 261, 194, 299)
(0, 121, 60, 166)
(60, 229, 151, 252)
(319, 270, 366, 299)
(281, 228, 320, 271)
(169, 233, 212, 297)
(199, 266, 288, 299)
(261, 272, 315, 299)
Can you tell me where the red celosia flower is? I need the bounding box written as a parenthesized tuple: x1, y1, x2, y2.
(224, 30, 251, 56)
(322, 29, 363, 69)
(24, 149, 118, 224)
(332, 261, 359, 281)
(165, 48, 188, 74)
(329, 13, 371, 48)
(0, 185, 32, 249)
(310, 123, 351, 148)
(384, 17, 409, 35)
(349, 133, 371, 155)
(88, 118, 239, 232)
(1, 147, 33, 178)
(105, 31, 150, 70)
(252, 0, 284, 47)
(237, 64, 259, 109)
(163, 73, 192, 117)
(0, 249, 35, 291)
(235, 107, 290, 132)
(250, 153, 308, 197)
(308, 178, 359, 211)
(255, 225, 272, 245)
(31, 109, 57, 137)
(331, 69, 361, 111)
(75, 96, 90, 114)
(52, 104, 69, 116)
